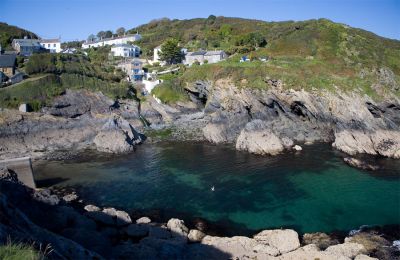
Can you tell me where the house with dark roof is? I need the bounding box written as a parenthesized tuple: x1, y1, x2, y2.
(184, 50, 227, 66)
(0, 54, 16, 77)
(12, 38, 45, 56)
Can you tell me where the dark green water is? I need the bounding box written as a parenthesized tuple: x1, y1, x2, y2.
(34, 142, 400, 235)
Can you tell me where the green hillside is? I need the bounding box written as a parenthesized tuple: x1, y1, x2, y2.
(0, 22, 38, 50)
(139, 17, 400, 101)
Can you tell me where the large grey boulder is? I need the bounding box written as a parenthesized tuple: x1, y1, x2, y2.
(167, 218, 189, 238)
(236, 120, 284, 155)
(188, 229, 206, 242)
(325, 242, 366, 258)
(136, 216, 151, 224)
(253, 229, 300, 254)
(93, 129, 134, 154)
(86, 207, 132, 226)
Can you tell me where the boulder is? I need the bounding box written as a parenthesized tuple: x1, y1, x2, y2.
(93, 129, 134, 154)
(355, 254, 379, 260)
(293, 145, 303, 151)
(325, 242, 366, 258)
(236, 120, 284, 155)
(303, 232, 339, 250)
(84, 204, 101, 212)
(200, 235, 279, 258)
(167, 218, 189, 238)
(125, 224, 149, 238)
(62, 193, 78, 203)
(343, 157, 380, 171)
(136, 216, 152, 224)
(188, 229, 206, 242)
(102, 208, 132, 226)
(254, 229, 300, 254)
(279, 244, 349, 260)
(32, 189, 60, 206)
(86, 207, 132, 226)
(0, 167, 20, 183)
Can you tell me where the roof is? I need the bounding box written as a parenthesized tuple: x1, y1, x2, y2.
(189, 51, 207, 56)
(13, 39, 41, 47)
(0, 54, 16, 68)
(205, 50, 225, 56)
(40, 39, 60, 43)
(84, 34, 141, 45)
(112, 43, 139, 48)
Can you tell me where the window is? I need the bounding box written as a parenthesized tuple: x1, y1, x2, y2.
(48, 44, 50, 48)
(53, 44, 56, 47)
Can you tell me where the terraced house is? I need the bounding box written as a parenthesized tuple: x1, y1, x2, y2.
(40, 38, 61, 53)
(11, 37, 43, 56)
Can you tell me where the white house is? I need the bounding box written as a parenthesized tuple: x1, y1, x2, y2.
(153, 45, 162, 63)
(184, 50, 227, 66)
(40, 39, 61, 53)
(82, 34, 142, 49)
(111, 44, 140, 57)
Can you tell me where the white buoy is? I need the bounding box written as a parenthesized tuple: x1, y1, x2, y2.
(211, 186, 215, 192)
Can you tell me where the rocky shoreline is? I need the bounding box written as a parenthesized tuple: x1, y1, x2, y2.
(1, 80, 400, 161)
(1, 167, 399, 259)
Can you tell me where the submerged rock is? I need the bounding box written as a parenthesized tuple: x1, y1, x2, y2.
(343, 157, 380, 171)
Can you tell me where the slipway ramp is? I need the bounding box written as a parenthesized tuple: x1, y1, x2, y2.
(0, 157, 36, 188)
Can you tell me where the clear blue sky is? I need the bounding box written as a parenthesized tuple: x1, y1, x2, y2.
(1, 0, 399, 41)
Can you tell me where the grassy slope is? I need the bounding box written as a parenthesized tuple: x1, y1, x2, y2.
(137, 17, 399, 100)
(0, 22, 38, 50)
(0, 242, 43, 260)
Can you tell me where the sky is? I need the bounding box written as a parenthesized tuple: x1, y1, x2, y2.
(1, 0, 399, 41)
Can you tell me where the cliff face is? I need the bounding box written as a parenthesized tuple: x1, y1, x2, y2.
(187, 79, 400, 158)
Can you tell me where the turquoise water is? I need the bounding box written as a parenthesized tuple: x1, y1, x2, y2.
(34, 142, 400, 235)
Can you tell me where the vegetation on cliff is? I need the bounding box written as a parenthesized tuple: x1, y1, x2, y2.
(141, 17, 399, 102)
(0, 22, 38, 50)
(0, 53, 129, 110)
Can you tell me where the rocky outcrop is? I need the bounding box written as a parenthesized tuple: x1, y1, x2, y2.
(93, 129, 134, 154)
(236, 120, 284, 155)
(0, 95, 145, 159)
(190, 79, 400, 158)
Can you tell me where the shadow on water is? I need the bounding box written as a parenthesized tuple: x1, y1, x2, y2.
(35, 177, 70, 187)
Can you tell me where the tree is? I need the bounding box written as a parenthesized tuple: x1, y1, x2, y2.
(104, 30, 113, 38)
(87, 34, 96, 42)
(97, 31, 106, 39)
(116, 27, 126, 36)
(159, 38, 183, 64)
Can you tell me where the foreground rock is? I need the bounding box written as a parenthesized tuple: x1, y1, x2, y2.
(254, 229, 300, 254)
(94, 129, 134, 154)
(1, 167, 399, 259)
